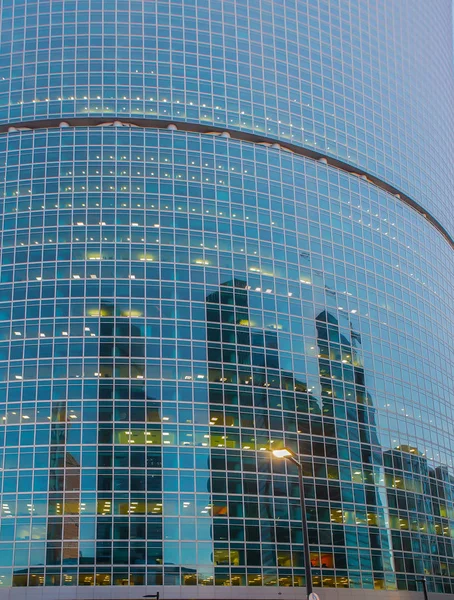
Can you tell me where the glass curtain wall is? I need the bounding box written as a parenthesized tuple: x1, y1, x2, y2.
(0, 0, 453, 597)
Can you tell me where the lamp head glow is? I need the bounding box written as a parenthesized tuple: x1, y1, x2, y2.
(272, 448, 293, 458)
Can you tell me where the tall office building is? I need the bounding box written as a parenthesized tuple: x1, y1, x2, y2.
(0, 0, 452, 598)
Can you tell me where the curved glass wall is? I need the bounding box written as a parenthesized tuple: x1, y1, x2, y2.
(0, 0, 453, 234)
(0, 127, 452, 596)
(0, 0, 454, 597)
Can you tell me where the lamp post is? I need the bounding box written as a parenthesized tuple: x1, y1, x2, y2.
(272, 448, 316, 600)
(417, 578, 429, 600)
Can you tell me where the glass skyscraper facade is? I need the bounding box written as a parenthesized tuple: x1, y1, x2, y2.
(0, 0, 453, 598)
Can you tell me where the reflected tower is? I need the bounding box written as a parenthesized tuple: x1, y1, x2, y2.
(315, 311, 393, 588)
(96, 302, 163, 586)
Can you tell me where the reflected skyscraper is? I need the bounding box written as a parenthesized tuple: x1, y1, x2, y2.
(0, 1, 453, 599)
(383, 445, 454, 585)
(315, 311, 393, 588)
(96, 302, 163, 585)
(207, 280, 311, 587)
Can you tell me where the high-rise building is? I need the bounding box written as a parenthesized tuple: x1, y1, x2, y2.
(0, 0, 453, 598)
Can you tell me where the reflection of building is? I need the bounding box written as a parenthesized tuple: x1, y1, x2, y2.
(13, 404, 82, 587)
(207, 280, 320, 587)
(95, 303, 163, 581)
(384, 445, 454, 583)
(47, 403, 81, 566)
(314, 311, 393, 589)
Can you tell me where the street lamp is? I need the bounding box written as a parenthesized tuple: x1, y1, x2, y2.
(272, 448, 317, 600)
(417, 578, 429, 600)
